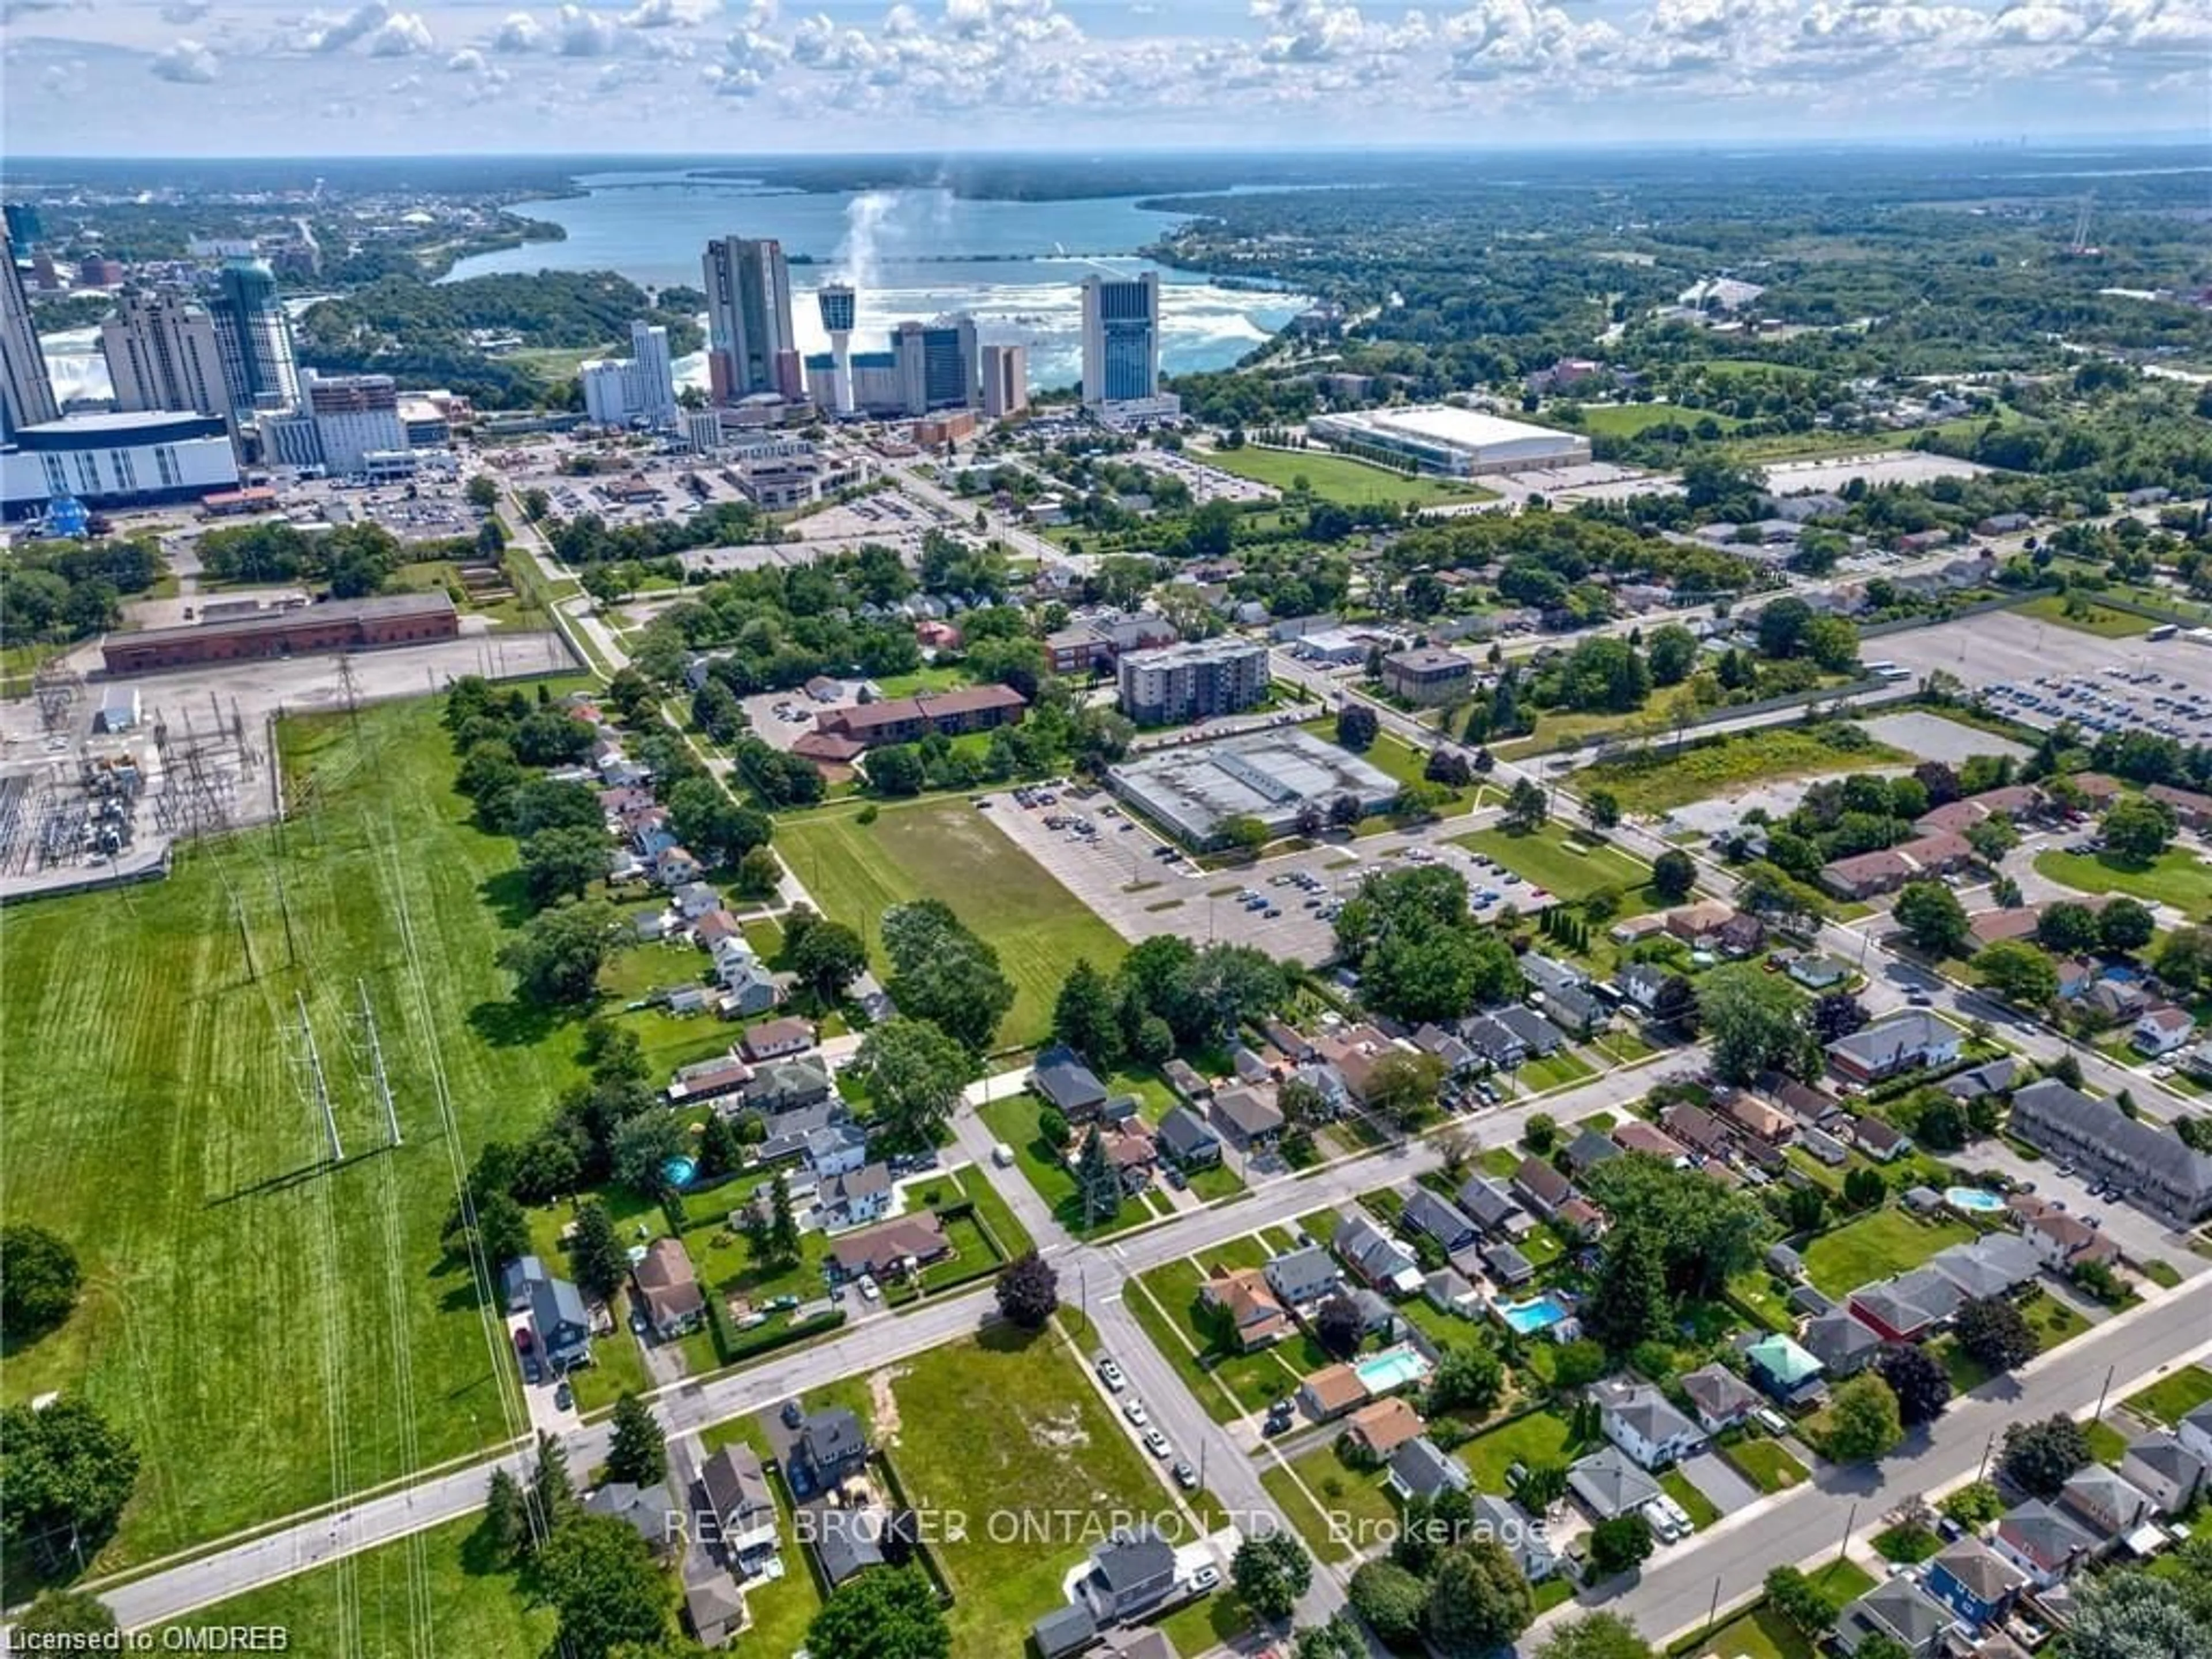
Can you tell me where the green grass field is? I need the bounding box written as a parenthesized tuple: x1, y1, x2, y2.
(1124, 1257, 1324, 1421)
(1455, 822, 1650, 901)
(876, 1325, 1180, 1658)
(1259, 1445, 1397, 1563)
(976, 1094, 1154, 1239)
(153, 1514, 551, 1657)
(2126, 1362, 2212, 1426)
(2036, 846, 2212, 922)
(1585, 726, 1912, 816)
(1199, 444, 1496, 508)
(1457, 1409, 1588, 1491)
(777, 798, 1127, 1048)
(1572, 403, 1738, 439)
(0, 698, 593, 1569)
(1725, 1437, 1808, 1493)
(2014, 593, 2154, 639)
(1802, 1209, 1972, 1298)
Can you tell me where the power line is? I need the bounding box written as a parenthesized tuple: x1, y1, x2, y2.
(360, 978, 400, 1147)
(298, 990, 342, 1164)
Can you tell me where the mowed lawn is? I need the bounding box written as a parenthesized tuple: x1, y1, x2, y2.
(0, 699, 585, 1568)
(1199, 444, 1495, 508)
(777, 799, 1127, 1048)
(154, 1514, 551, 1658)
(878, 1326, 1177, 1658)
(1456, 823, 1652, 902)
(1802, 1209, 1972, 1298)
(2036, 846, 2212, 922)
(1572, 402, 1738, 438)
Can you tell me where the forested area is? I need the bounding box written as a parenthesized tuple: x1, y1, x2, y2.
(0, 538, 165, 642)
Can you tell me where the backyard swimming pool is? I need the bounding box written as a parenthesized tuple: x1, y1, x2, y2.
(1355, 1346, 1433, 1394)
(1945, 1186, 2006, 1214)
(1495, 1291, 1572, 1336)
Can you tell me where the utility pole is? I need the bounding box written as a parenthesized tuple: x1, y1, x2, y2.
(1976, 1430, 1997, 1486)
(361, 978, 400, 1146)
(1836, 1500, 1858, 1566)
(300, 991, 342, 1163)
(2093, 1363, 2116, 1423)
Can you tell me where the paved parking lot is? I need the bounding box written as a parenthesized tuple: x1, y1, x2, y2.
(1863, 710, 2032, 766)
(1957, 1142, 2209, 1280)
(1880, 611, 2212, 738)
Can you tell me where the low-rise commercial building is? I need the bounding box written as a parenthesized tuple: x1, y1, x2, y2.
(1106, 726, 1396, 847)
(102, 592, 459, 675)
(1380, 646, 1474, 706)
(1305, 404, 1591, 477)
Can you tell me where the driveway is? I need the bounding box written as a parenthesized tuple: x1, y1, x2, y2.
(1676, 1448, 1760, 1517)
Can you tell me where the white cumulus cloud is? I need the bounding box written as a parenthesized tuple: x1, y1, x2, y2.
(150, 36, 218, 77)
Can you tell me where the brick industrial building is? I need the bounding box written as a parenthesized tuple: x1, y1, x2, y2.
(101, 592, 460, 675)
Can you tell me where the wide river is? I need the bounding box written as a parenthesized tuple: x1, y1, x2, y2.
(441, 170, 1309, 392)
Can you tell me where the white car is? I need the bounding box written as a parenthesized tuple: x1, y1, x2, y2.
(1191, 1565, 1221, 1592)
(1122, 1398, 1149, 1426)
(1142, 1428, 1171, 1459)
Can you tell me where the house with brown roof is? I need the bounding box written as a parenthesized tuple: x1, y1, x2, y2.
(1201, 1266, 1290, 1351)
(828, 1214, 949, 1280)
(1665, 900, 1736, 947)
(1613, 1120, 1690, 1162)
(1513, 1155, 1575, 1217)
(2022, 1207, 2119, 1271)
(814, 684, 1028, 748)
(1345, 1397, 1426, 1460)
(633, 1237, 706, 1339)
(1556, 1196, 1608, 1240)
(1661, 1101, 1732, 1158)
(1297, 1363, 1369, 1422)
(2148, 782, 2212, 831)
(1723, 1093, 1794, 1144)
(740, 1017, 817, 1062)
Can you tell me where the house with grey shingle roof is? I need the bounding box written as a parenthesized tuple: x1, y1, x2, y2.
(1594, 1377, 1705, 1469)
(2120, 1431, 2205, 1514)
(1387, 1437, 1472, 1502)
(1835, 1577, 1957, 1658)
(1457, 1175, 1535, 1239)
(1402, 1188, 1479, 1253)
(1993, 1501, 2098, 1586)
(1569, 1446, 1663, 1520)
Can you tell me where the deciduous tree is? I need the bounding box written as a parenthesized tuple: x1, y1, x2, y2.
(995, 1251, 1059, 1330)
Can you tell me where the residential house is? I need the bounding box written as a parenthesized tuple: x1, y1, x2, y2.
(2058, 1465, 2153, 1539)
(672, 880, 720, 919)
(632, 1237, 706, 1339)
(1925, 1537, 2027, 1630)
(819, 1162, 894, 1230)
(1424, 1267, 1483, 1319)
(1927, 1235, 2040, 1301)
(1565, 1127, 1624, 1176)
(1298, 1364, 1369, 1422)
(2086, 980, 2147, 1024)
(1346, 1398, 1426, 1461)
(1849, 1268, 1964, 1342)
(1835, 1578, 1957, 1658)
(632, 908, 675, 943)
(1679, 1363, 1763, 1434)
(1473, 1493, 1558, 1583)
(658, 848, 706, 889)
(1201, 1267, 1290, 1351)
(698, 1443, 779, 1563)
(1716, 911, 1767, 958)
(1097, 1124, 1160, 1194)
(1335, 1210, 1423, 1295)
(756, 1100, 847, 1164)
(1556, 1196, 1608, 1241)
(1568, 1446, 1663, 1520)
(1495, 1003, 1566, 1058)
(1230, 1044, 1272, 1086)
(1660, 1101, 1732, 1159)
(1413, 1022, 1478, 1076)
(1076, 1528, 1178, 1624)
(1746, 1332, 1828, 1405)
(741, 1017, 816, 1063)
(1616, 961, 1671, 1014)
(685, 1576, 747, 1649)
(1457, 1175, 1535, 1240)
(2133, 1006, 2196, 1057)
(2148, 782, 2212, 832)
(584, 1480, 679, 1558)
(1546, 982, 1609, 1037)
(1594, 1378, 1706, 1469)
(805, 1122, 870, 1180)
(1462, 1011, 1529, 1070)
(1826, 1012, 1963, 1085)
(789, 1408, 869, 1495)
(1483, 1242, 1536, 1286)
(1800, 1126, 1851, 1166)
(744, 1054, 832, 1115)
(1402, 1188, 1480, 1253)
(1387, 1437, 1472, 1502)
(695, 909, 745, 951)
(1513, 1156, 1576, 1219)
(1849, 1115, 1911, 1162)
(1994, 1501, 2099, 1586)
(2008, 1078, 2212, 1226)
(1156, 1107, 1222, 1169)
(517, 1259, 592, 1370)
(1612, 1120, 1690, 1163)
(2120, 1432, 2205, 1515)
(1798, 1312, 1881, 1378)
(1265, 1245, 1342, 1310)
(1666, 900, 1736, 948)
(1786, 955, 1853, 990)
(1944, 1058, 2020, 1102)
(1031, 1605, 1100, 1659)
(1723, 1093, 1794, 1145)
(716, 949, 780, 1017)
(1161, 1058, 1209, 1102)
(826, 1214, 949, 1281)
(1768, 1243, 1807, 1281)
(1520, 953, 1588, 999)
(501, 1253, 549, 1313)
(1210, 1085, 1285, 1152)
(1031, 1044, 1110, 1120)
(2182, 1402, 2212, 1468)
(1262, 1019, 1315, 1064)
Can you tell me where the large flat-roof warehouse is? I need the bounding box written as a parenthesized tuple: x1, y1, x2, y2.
(1108, 727, 1397, 847)
(1305, 405, 1591, 477)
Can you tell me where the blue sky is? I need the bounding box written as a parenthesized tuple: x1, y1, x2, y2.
(6, 0, 2210, 156)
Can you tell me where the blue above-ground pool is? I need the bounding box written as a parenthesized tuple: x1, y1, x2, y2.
(1945, 1185, 2006, 1214)
(662, 1155, 698, 1189)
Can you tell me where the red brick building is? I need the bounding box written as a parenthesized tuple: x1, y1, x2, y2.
(813, 684, 1027, 748)
(101, 592, 460, 675)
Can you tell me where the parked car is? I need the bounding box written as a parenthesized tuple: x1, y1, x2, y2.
(782, 1400, 804, 1428)
(1123, 1398, 1149, 1426)
(1142, 1428, 1171, 1459)
(1096, 1354, 1126, 1392)
(1192, 1565, 1221, 1592)
(1172, 1459, 1199, 1490)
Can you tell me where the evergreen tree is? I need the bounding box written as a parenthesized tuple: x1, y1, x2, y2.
(768, 1173, 800, 1267)
(607, 1392, 667, 1486)
(1075, 1127, 1121, 1226)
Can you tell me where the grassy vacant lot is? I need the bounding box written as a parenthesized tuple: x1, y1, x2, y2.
(154, 1514, 550, 1658)
(976, 1093, 1159, 1239)
(1200, 444, 1495, 508)
(2126, 1362, 2212, 1426)
(0, 698, 589, 1569)
(1456, 822, 1651, 902)
(1660, 1468, 1721, 1530)
(1584, 726, 1911, 816)
(2037, 846, 2212, 922)
(1726, 1437, 1808, 1493)
(1802, 1209, 1972, 1297)
(1668, 1561, 1877, 1659)
(1457, 1409, 1588, 1491)
(2014, 593, 2154, 639)
(777, 798, 1127, 1048)
(877, 1325, 1175, 1658)
(1571, 403, 1738, 439)
(1260, 1444, 1397, 1563)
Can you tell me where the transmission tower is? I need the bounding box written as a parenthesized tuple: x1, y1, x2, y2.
(359, 979, 400, 1147)
(298, 991, 342, 1163)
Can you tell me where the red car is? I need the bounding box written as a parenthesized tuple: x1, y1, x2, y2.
(513, 1327, 534, 1354)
